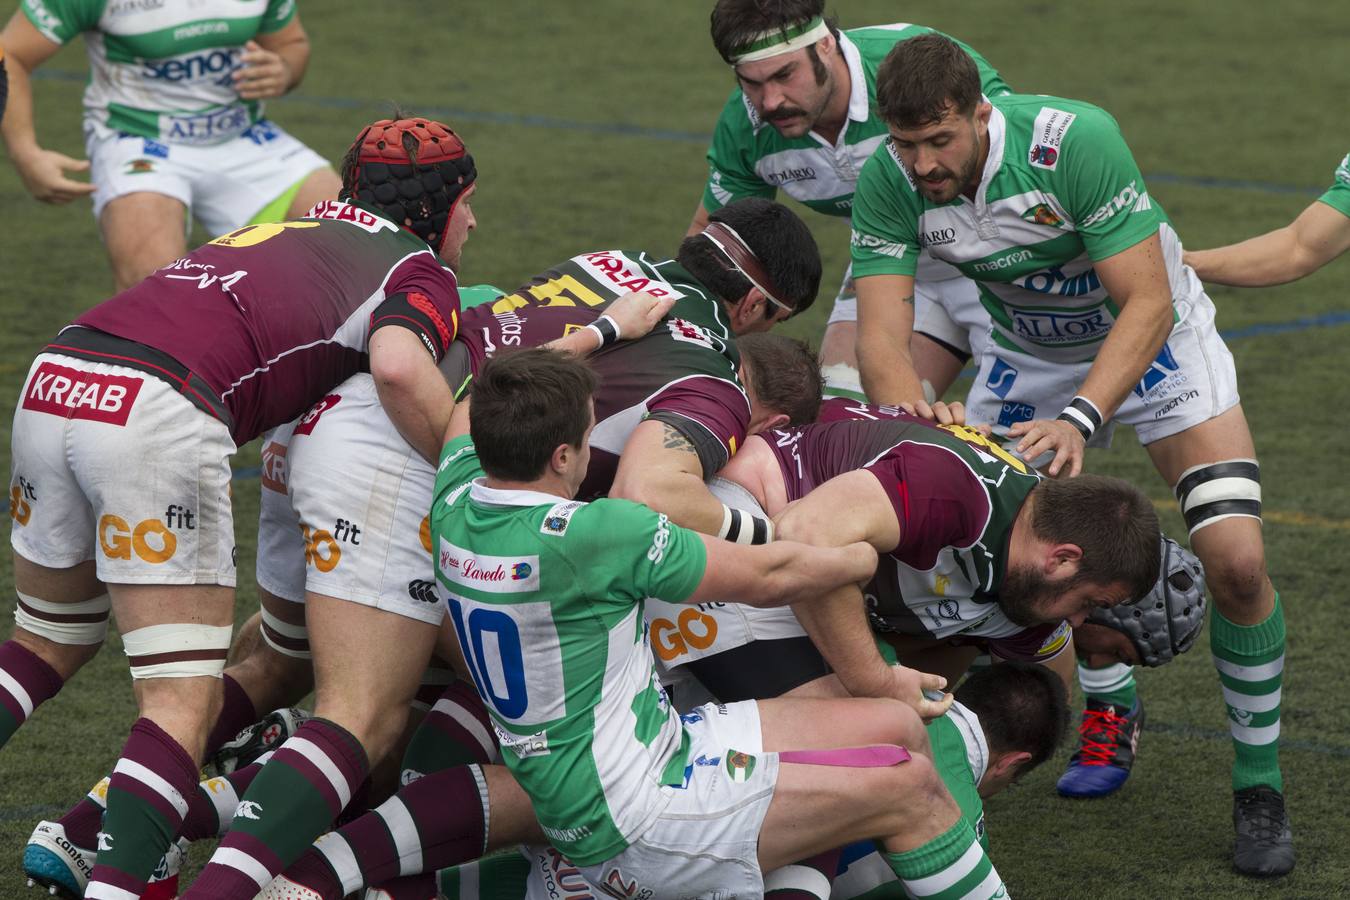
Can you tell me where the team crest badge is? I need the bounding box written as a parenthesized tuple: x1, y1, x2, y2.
(1020, 203, 1064, 228)
(725, 749, 756, 783)
(124, 158, 156, 175)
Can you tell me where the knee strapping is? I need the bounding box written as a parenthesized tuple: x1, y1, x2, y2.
(259, 606, 311, 659)
(14, 592, 111, 645)
(1174, 458, 1261, 537)
(122, 623, 232, 679)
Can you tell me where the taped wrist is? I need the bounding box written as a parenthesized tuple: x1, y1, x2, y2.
(584, 314, 622, 348)
(718, 503, 774, 544)
(1057, 395, 1103, 441)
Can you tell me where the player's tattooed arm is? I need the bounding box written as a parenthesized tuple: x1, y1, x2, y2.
(611, 418, 728, 536)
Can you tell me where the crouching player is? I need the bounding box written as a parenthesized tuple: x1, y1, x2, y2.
(260, 348, 1010, 900)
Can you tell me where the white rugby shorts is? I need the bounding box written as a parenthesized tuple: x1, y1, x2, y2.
(965, 290, 1239, 447)
(10, 353, 236, 585)
(254, 421, 307, 604)
(826, 260, 987, 363)
(86, 120, 328, 235)
(280, 374, 444, 625)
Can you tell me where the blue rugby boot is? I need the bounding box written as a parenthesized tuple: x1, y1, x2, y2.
(1056, 697, 1144, 798)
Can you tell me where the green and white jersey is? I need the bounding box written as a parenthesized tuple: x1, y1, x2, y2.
(851, 93, 1198, 364)
(431, 436, 708, 867)
(832, 702, 990, 900)
(702, 24, 1010, 220)
(1317, 153, 1350, 218)
(21, 0, 296, 144)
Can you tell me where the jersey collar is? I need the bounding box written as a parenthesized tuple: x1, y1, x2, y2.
(469, 479, 571, 509)
(971, 101, 1008, 219)
(838, 33, 870, 125)
(947, 700, 990, 784)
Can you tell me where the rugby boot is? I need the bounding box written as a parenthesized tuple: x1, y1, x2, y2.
(24, 821, 185, 899)
(255, 874, 327, 899)
(1056, 697, 1144, 798)
(207, 706, 311, 776)
(1233, 786, 1295, 877)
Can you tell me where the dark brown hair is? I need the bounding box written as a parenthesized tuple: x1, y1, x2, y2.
(737, 333, 821, 425)
(1030, 474, 1161, 602)
(469, 349, 598, 481)
(710, 0, 840, 66)
(876, 33, 981, 129)
(956, 661, 1070, 778)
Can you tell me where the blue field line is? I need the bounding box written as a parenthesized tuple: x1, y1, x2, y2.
(30, 69, 1325, 198)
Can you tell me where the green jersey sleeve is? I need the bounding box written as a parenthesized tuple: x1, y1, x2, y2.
(1316, 153, 1350, 218)
(849, 141, 921, 278)
(702, 90, 778, 213)
(570, 499, 706, 607)
(259, 0, 299, 34)
(433, 435, 483, 509)
(22, 0, 104, 44)
(1054, 106, 1162, 261)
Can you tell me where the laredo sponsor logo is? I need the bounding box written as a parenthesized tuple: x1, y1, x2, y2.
(1036, 620, 1072, 658)
(667, 317, 714, 349)
(1028, 107, 1077, 171)
(1153, 389, 1200, 419)
(580, 251, 683, 300)
(541, 501, 583, 536)
(536, 846, 596, 900)
(1020, 204, 1064, 228)
(23, 361, 143, 426)
(985, 357, 1018, 399)
(497, 723, 551, 759)
(850, 228, 907, 260)
(1018, 264, 1102, 297)
(919, 226, 957, 248)
(541, 823, 593, 844)
(1082, 180, 1152, 228)
(1010, 307, 1110, 343)
(765, 165, 817, 186)
(997, 401, 1036, 429)
(438, 538, 541, 593)
(974, 248, 1033, 273)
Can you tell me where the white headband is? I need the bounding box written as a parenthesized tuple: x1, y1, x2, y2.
(729, 16, 831, 65)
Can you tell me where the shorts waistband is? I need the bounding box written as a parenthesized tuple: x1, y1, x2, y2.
(45, 327, 234, 432)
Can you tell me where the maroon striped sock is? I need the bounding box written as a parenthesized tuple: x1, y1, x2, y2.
(180, 757, 269, 841)
(283, 764, 489, 898)
(400, 680, 498, 779)
(0, 640, 64, 748)
(87, 718, 199, 896)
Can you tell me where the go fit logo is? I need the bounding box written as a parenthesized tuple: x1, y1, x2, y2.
(98, 505, 195, 563)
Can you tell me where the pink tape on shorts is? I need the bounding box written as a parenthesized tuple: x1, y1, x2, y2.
(778, 744, 911, 767)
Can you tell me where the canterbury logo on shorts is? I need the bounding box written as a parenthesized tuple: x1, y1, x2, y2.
(23, 361, 142, 426)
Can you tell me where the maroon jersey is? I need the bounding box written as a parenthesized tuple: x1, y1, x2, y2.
(65, 200, 460, 444)
(764, 415, 1058, 659)
(447, 249, 750, 497)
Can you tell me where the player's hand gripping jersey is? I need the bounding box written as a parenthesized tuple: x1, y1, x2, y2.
(703, 24, 1009, 219)
(22, 0, 296, 144)
(451, 250, 751, 495)
(61, 199, 460, 444)
(431, 436, 707, 866)
(851, 94, 1207, 364)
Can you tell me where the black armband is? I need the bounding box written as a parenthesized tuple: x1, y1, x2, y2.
(370, 291, 457, 361)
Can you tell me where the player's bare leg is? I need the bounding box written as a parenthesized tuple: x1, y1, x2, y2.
(1147, 404, 1291, 877)
(284, 167, 342, 219)
(819, 320, 858, 369)
(98, 192, 188, 292)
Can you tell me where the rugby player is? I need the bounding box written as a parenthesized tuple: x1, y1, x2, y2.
(0, 115, 473, 899)
(258, 348, 1010, 900)
(691, 0, 1011, 397)
(1185, 152, 1350, 284)
(180, 199, 825, 896)
(849, 34, 1294, 875)
(670, 411, 1161, 707)
(0, 0, 341, 290)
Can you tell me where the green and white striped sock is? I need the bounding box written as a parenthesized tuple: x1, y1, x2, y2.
(884, 818, 1007, 899)
(1077, 661, 1136, 709)
(1211, 592, 1284, 792)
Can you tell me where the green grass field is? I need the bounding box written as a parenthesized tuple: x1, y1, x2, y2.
(2, 1, 1348, 897)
